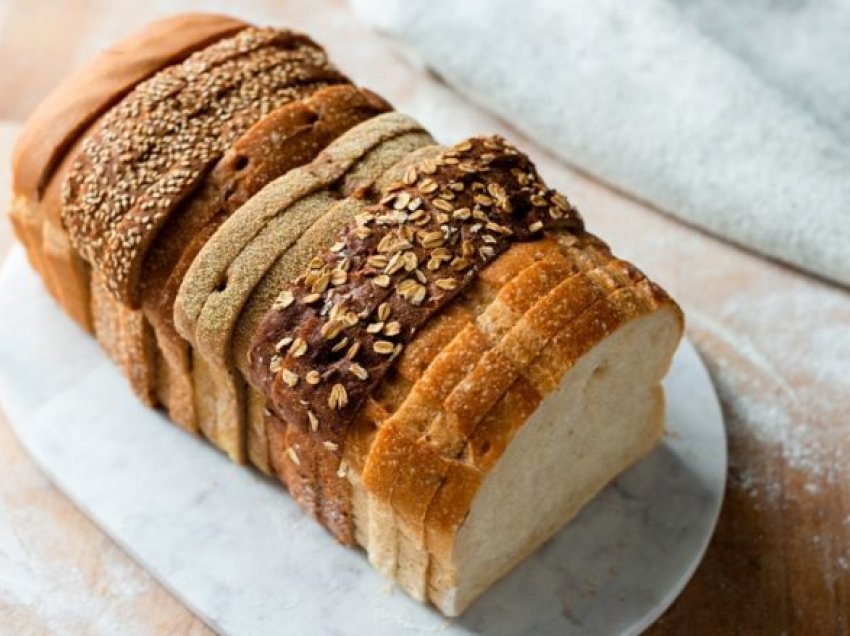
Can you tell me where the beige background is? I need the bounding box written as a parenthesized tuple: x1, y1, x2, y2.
(0, 1, 848, 633)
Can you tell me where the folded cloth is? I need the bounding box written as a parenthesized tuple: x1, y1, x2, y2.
(353, 0, 850, 287)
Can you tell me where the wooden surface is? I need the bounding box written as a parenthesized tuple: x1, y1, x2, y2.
(0, 1, 848, 634)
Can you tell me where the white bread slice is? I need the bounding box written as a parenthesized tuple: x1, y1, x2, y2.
(427, 304, 680, 615)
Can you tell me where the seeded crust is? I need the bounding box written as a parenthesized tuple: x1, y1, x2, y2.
(174, 113, 431, 462)
(62, 26, 347, 306)
(9, 14, 248, 332)
(232, 145, 446, 380)
(245, 146, 446, 543)
(134, 85, 390, 432)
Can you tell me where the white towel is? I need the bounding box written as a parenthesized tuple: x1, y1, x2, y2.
(353, 0, 850, 287)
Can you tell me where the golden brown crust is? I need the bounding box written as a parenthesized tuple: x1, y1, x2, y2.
(41, 220, 92, 331)
(8, 197, 54, 294)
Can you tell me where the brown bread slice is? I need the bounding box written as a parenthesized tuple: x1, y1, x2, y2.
(62, 26, 346, 306)
(244, 146, 446, 544)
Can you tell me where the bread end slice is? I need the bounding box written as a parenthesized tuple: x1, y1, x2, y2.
(427, 303, 682, 616)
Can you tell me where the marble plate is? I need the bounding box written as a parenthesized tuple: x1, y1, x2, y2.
(0, 247, 725, 635)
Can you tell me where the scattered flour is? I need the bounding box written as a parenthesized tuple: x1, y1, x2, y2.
(687, 281, 850, 504)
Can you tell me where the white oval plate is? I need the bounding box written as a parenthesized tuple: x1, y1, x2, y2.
(0, 247, 725, 635)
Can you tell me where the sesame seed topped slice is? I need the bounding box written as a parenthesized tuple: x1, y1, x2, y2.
(62, 26, 347, 306)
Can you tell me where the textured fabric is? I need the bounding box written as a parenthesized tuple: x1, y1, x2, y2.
(353, 0, 850, 287)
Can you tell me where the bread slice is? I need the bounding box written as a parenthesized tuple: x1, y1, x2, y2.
(427, 302, 680, 615)
(62, 26, 346, 306)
